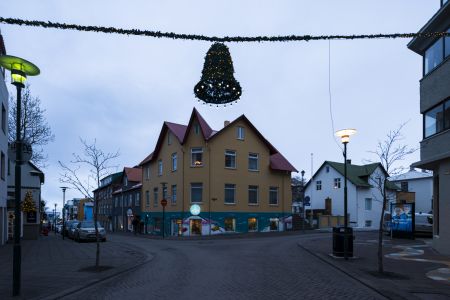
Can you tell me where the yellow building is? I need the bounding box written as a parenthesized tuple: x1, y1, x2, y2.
(139, 108, 297, 236)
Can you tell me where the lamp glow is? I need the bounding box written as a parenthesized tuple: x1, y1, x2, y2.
(335, 129, 357, 143)
(0, 55, 40, 88)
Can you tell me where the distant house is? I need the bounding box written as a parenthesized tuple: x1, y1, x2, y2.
(7, 161, 44, 240)
(390, 167, 433, 214)
(304, 161, 398, 229)
(93, 172, 122, 231)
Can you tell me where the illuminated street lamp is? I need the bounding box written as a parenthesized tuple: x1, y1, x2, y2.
(60, 187, 69, 240)
(0, 55, 40, 297)
(335, 129, 356, 260)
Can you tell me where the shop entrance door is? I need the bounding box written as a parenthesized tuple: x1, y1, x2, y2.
(171, 219, 182, 236)
(190, 219, 202, 235)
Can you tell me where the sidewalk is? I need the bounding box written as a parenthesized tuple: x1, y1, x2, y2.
(0, 233, 149, 300)
(298, 231, 450, 300)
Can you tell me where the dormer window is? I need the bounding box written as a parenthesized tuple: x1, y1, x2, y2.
(191, 148, 203, 167)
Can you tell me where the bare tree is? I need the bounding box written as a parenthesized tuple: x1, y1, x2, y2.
(368, 123, 416, 274)
(59, 138, 119, 268)
(9, 84, 55, 168)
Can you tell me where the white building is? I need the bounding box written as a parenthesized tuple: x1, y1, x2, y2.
(390, 167, 433, 214)
(0, 30, 8, 245)
(304, 161, 398, 229)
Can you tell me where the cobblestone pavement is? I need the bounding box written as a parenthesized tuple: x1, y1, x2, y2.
(65, 233, 385, 300)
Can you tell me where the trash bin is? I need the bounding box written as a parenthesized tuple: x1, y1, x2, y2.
(332, 227, 353, 257)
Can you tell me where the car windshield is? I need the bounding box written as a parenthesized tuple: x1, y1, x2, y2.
(80, 221, 102, 228)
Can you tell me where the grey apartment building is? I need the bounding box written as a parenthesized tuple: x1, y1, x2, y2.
(408, 0, 450, 254)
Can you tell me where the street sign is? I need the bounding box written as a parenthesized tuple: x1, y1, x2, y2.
(161, 199, 168, 207)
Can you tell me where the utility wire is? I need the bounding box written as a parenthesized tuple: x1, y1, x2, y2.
(0, 17, 449, 43)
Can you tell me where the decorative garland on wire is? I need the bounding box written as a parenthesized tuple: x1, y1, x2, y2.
(1, 17, 449, 43)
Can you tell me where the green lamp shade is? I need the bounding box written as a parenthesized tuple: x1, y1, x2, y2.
(11, 69, 27, 85)
(0, 55, 40, 76)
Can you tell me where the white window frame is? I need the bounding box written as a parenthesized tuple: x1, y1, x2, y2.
(224, 184, 236, 204)
(316, 180, 322, 190)
(171, 185, 177, 205)
(191, 183, 203, 203)
(248, 153, 259, 171)
(224, 217, 236, 232)
(158, 160, 163, 176)
(248, 185, 259, 205)
(171, 153, 177, 171)
(365, 198, 372, 211)
(153, 188, 158, 207)
(225, 150, 236, 169)
(191, 147, 203, 167)
(269, 187, 279, 205)
(237, 126, 245, 140)
(145, 166, 150, 180)
(334, 178, 341, 189)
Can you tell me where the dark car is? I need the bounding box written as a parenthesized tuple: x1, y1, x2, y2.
(74, 221, 106, 242)
(67, 221, 80, 239)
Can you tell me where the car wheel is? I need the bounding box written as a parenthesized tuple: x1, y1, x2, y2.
(102, 238, 106, 242)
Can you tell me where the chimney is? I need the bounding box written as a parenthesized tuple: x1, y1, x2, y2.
(346, 159, 351, 165)
(224, 120, 230, 127)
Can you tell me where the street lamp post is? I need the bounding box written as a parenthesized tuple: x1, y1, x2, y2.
(0, 55, 40, 297)
(160, 182, 168, 239)
(335, 129, 357, 260)
(60, 187, 68, 240)
(54, 203, 57, 234)
(301, 170, 305, 232)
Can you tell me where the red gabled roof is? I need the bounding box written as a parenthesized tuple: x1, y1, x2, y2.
(138, 108, 297, 172)
(124, 167, 142, 183)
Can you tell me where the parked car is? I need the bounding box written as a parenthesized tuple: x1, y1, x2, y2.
(415, 212, 433, 235)
(67, 221, 80, 239)
(74, 221, 106, 242)
(62, 220, 73, 237)
(55, 224, 62, 233)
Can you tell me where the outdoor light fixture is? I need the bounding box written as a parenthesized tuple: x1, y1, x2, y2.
(0, 54, 40, 297)
(335, 129, 357, 144)
(334, 128, 357, 260)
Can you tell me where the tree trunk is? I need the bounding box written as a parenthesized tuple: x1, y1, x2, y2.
(377, 180, 387, 274)
(94, 196, 100, 268)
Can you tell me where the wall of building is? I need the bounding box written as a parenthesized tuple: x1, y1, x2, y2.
(0, 68, 8, 245)
(433, 158, 450, 254)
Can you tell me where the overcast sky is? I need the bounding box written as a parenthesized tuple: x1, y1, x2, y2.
(0, 1, 439, 211)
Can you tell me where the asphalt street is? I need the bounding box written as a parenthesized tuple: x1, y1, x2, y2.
(64, 233, 386, 300)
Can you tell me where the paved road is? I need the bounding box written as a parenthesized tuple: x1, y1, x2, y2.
(64, 234, 385, 300)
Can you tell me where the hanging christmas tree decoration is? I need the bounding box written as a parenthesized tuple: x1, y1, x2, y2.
(194, 43, 242, 105)
(21, 191, 36, 213)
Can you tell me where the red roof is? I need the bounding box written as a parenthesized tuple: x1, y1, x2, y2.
(124, 167, 142, 183)
(139, 108, 297, 172)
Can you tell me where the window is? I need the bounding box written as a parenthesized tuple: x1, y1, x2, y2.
(445, 99, 450, 130)
(162, 185, 168, 200)
(224, 184, 236, 204)
(145, 166, 150, 180)
(191, 148, 203, 166)
(194, 123, 200, 135)
(168, 132, 172, 145)
(1, 104, 5, 134)
(124, 176, 128, 186)
(248, 153, 259, 171)
(225, 150, 236, 169)
(425, 38, 443, 74)
(326, 166, 330, 173)
(334, 178, 341, 189)
(153, 188, 158, 207)
(171, 185, 177, 205)
(136, 192, 140, 207)
(248, 185, 258, 205)
(365, 220, 372, 227)
(316, 180, 322, 190)
(365, 198, 372, 211)
(0, 152, 4, 180)
(400, 181, 408, 192)
(171, 153, 177, 171)
(269, 187, 278, 205)
(269, 218, 279, 231)
(224, 218, 236, 232)
(158, 160, 163, 176)
(248, 218, 258, 232)
(146, 191, 150, 206)
(446, 28, 450, 57)
(237, 126, 245, 140)
(191, 183, 203, 203)
(424, 105, 444, 137)
(129, 194, 132, 206)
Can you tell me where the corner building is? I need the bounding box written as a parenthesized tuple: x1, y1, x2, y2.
(140, 108, 297, 236)
(408, 1, 450, 254)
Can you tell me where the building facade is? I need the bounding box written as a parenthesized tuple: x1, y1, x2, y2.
(0, 30, 8, 245)
(390, 168, 433, 214)
(304, 161, 397, 229)
(139, 108, 297, 236)
(93, 172, 121, 232)
(112, 167, 142, 232)
(408, 1, 450, 254)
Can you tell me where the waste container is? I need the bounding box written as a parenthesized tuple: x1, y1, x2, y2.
(332, 227, 353, 257)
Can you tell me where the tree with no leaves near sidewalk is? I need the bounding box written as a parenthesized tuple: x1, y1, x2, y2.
(9, 84, 55, 168)
(368, 122, 416, 274)
(59, 138, 119, 269)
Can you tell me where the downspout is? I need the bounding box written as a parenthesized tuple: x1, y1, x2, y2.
(207, 141, 211, 235)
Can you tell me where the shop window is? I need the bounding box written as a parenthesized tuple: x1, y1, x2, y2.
(269, 218, 279, 231)
(224, 218, 236, 232)
(248, 218, 258, 232)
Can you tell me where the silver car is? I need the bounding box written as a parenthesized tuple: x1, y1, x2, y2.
(74, 221, 106, 242)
